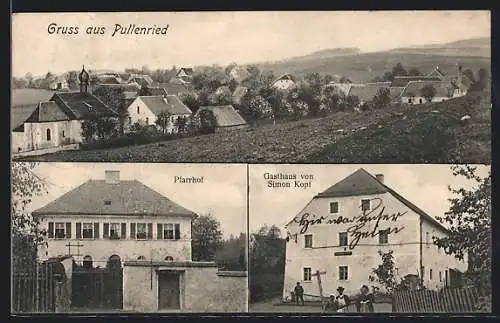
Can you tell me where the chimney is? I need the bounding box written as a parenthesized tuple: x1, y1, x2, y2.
(375, 174, 384, 183)
(105, 170, 120, 184)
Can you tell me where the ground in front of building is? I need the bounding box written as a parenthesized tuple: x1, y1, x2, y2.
(249, 297, 393, 313)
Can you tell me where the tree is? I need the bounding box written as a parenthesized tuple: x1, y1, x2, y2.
(198, 109, 217, 134)
(462, 69, 476, 84)
(392, 63, 408, 77)
(433, 165, 491, 292)
(215, 232, 247, 271)
(408, 68, 421, 76)
(92, 86, 127, 135)
(81, 118, 118, 142)
(372, 87, 391, 109)
(25, 72, 34, 88)
(339, 76, 352, 84)
(420, 84, 437, 103)
(12, 163, 48, 271)
(345, 95, 360, 109)
(192, 214, 223, 261)
(369, 250, 398, 295)
(383, 71, 394, 82)
(225, 62, 238, 76)
(66, 71, 79, 90)
(155, 111, 171, 134)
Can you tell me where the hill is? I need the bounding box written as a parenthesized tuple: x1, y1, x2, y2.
(19, 92, 490, 164)
(256, 37, 490, 82)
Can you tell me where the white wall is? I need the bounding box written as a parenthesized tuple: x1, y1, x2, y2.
(283, 192, 423, 299)
(126, 97, 157, 130)
(402, 92, 466, 105)
(11, 132, 25, 153)
(37, 214, 193, 264)
(420, 219, 468, 290)
(23, 120, 82, 151)
(272, 80, 295, 91)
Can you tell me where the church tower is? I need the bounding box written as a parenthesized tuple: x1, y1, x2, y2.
(79, 65, 89, 93)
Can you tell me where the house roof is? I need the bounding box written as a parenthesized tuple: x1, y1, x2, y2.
(391, 76, 442, 87)
(94, 83, 141, 92)
(97, 76, 122, 84)
(50, 92, 118, 120)
(196, 105, 247, 128)
(273, 74, 295, 84)
(148, 87, 168, 97)
(347, 83, 390, 102)
(311, 168, 448, 232)
(155, 83, 194, 95)
(25, 102, 71, 123)
(176, 68, 194, 76)
(138, 95, 192, 116)
(128, 75, 154, 87)
(426, 66, 447, 78)
(401, 81, 455, 98)
(32, 179, 198, 217)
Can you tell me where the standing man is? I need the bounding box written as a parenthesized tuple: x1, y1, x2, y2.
(335, 287, 350, 312)
(355, 285, 375, 312)
(294, 282, 304, 305)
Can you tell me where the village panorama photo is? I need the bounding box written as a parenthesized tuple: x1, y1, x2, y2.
(11, 11, 491, 164)
(11, 162, 248, 313)
(248, 164, 491, 313)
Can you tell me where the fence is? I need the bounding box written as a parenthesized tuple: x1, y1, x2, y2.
(393, 286, 488, 313)
(12, 262, 68, 313)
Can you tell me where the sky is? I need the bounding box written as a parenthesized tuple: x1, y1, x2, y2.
(24, 163, 247, 239)
(249, 164, 490, 235)
(11, 11, 490, 77)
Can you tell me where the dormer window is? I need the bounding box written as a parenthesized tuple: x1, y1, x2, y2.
(361, 199, 371, 212)
(330, 202, 339, 214)
(83, 102, 94, 112)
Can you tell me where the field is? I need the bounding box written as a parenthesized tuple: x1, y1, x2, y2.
(19, 93, 490, 164)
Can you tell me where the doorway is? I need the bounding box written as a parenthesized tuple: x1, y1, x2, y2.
(158, 272, 181, 310)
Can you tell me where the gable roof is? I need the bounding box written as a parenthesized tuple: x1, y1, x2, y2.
(25, 101, 71, 123)
(426, 66, 447, 78)
(312, 168, 448, 232)
(137, 95, 192, 116)
(176, 68, 194, 76)
(273, 74, 295, 84)
(391, 76, 442, 87)
(154, 83, 194, 95)
(96, 75, 122, 84)
(401, 80, 455, 98)
(50, 92, 118, 119)
(148, 87, 168, 97)
(196, 105, 247, 128)
(347, 83, 390, 102)
(32, 179, 198, 218)
(232, 86, 249, 103)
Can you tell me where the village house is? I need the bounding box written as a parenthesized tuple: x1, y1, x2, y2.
(153, 83, 194, 97)
(49, 75, 69, 91)
(126, 95, 192, 133)
(282, 168, 467, 300)
(271, 74, 296, 91)
(127, 74, 155, 88)
(12, 67, 118, 154)
(169, 68, 194, 85)
(195, 105, 249, 132)
(32, 170, 247, 312)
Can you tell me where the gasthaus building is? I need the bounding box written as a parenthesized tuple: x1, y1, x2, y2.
(282, 168, 466, 301)
(33, 170, 247, 312)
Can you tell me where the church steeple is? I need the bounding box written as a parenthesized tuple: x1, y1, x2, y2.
(78, 65, 89, 93)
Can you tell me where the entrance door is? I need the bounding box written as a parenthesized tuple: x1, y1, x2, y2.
(158, 272, 180, 310)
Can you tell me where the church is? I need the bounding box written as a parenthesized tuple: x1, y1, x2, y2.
(282, 168, 467, 300)
(12, 66, 118, 153)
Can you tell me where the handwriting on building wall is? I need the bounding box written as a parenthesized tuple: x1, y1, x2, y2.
(292, 198, 406, 249)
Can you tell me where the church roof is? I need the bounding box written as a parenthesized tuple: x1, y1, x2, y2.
(25, 102, 71, 123)
(32, 179, 198, 218)
(290, 168, 448, 232)
(50, 92, 118, 120)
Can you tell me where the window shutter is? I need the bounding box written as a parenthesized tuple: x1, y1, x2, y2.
(157, 224, 162, 240)
(121, 223, 127, 239)
(103, 223, 110, 238)
(174, 224, 180, 240)
(147, 223, 153, 239)
(48, 222, 54, 238)
(94, 223, 100, 239)
(130, 223, 136, 239)
(76, 223, 82, 239)
(65, 223, 72, 238)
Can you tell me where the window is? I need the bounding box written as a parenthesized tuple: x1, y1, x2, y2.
(82, 223, 94, 239)
(62, 131, 65, 138)
(439, 271, 442, 282)
(157, 223, 181, 240)
(303, 267, 312, 281)
(419, 98, 423, 104)
(137, 256, 146, 260)
(445, 270, 448, 286)
(339, 266, 348, 281)
(430, 269, 433, 280)
(131, 223, 153, 240)
(55, 222, 65, 239)
(128, 117, 132, 124)
(426, 232, 430, 248)
(304, 234, 313, 248)
(339, 232, 348, 247)
(145, 117, 149, 125)
(408, 98, 412, 103)
(46, 129, 51, 141)
(330, 202, 339, 214)
(361, 199, 371, 212)
(379, 229, 389, 244)
(137, 106, 140, 114)
(165, 256, 174, 261)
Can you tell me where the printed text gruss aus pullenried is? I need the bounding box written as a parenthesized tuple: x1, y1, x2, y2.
(47, 23, 170, 37)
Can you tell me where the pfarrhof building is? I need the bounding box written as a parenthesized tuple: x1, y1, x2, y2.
(283, 169, 467, 300)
